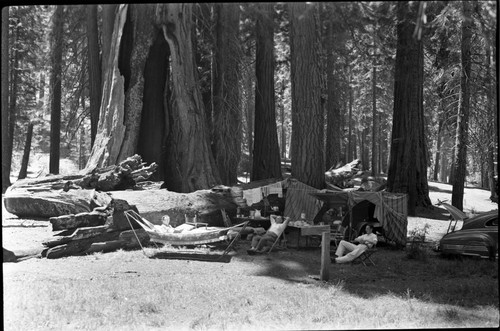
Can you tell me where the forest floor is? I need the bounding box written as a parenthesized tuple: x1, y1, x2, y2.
(2, 180, 499, 330)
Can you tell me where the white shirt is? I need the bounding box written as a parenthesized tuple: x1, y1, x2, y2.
(355, 233, 378, 248)
(268, 216, 289, 236)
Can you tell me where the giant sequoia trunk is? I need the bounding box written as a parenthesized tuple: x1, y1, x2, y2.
(451, 0, 473, 211)
(252, 3, 282, 182)
(2, 8, 10, 192)
(85, 5, 129, 171)
(86, 5, 101, 148)
(387, 1, 431, 215)
(289, 2, 324, 189)
(49, 5, 63, 175)
(213, 3, 242, 185)
(325, 13, 343, 170)
(156, 4, 221, 192)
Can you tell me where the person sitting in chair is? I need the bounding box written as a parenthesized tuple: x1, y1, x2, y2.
(332, 224, 377, 263)
(247, 215, 289, 255)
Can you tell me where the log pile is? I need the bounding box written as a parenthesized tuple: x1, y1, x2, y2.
(41, 199, 150, 259)
(4, 155, 157, 218)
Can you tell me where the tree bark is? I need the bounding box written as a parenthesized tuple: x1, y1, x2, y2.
(17, 123, 33, 180)
(156, 3, 221, 192)
(101, 4, 117, 86)
(387, 1, 431, 215)
(117, 5, 157, 165)
(485, 31, 497, 201)
(371, 63, 378, 176)
(85, 5, 128, 172)
(289, 2, 324, 189)
(451, 0, 473, 211)
(2, 8, 11, 192)
(213, 3, 242, 185)
(49, 5, 64, 175)
(252, 3, 281, 182)
(86, 5, 101, 148)
(325, 16, 342, 169)
(7, 19, 20, 185)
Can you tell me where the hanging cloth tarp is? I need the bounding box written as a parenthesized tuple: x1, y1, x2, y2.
(283, 178, 323, 221)
(310, 191, 408, 246)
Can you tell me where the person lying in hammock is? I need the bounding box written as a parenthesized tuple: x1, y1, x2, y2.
(247, 215, 290, 255)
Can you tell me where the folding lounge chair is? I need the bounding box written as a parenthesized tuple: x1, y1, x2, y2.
(267, 231, 287, 254)
(352, 245, 377, 266)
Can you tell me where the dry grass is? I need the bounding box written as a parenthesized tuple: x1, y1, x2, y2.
(3, 180, 499, 330)
(3, 241, 498, 330)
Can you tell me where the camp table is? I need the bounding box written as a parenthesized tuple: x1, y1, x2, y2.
(286, 224, 330, 248)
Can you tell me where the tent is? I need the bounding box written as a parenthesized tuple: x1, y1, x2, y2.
(311, 190, 408, 246)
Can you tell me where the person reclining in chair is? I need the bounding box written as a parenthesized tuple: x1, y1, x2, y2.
(247, 215, 289, 255)
(332, 224, 377, 263)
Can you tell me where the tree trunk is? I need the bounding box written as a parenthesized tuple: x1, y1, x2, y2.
(117, 5, 157, 164)
(17, 123, 33, 180)
(485, 31, 497, 201)
(2, 8, 11, 192)
(289, 2, 324, 189)
(387, 1, 431, 215)
(195, 3, 213, 133)
(7, 20, 21, 185)
(156, 3, 221, 192)
(86, 5, 101, 148)
(85, 5, 128, 171)
(101, 4, 117, 86)
(252, 3, 281, 182)
(371, 64, 378, 176)
(325, 16, 342, 169)
(213, 3, 242, 185)
(347, 83, 353, 162)
(244, 66, 255, 172)
(49, 5, 64, 175)
(433, 117, 443, 181)
(451, 0, 472, 211)
(279, 83, 287, 159)
(136, 28, 170, 182)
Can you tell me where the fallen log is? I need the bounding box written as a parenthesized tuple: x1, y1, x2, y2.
(42, 225, 110, 248)
(109, 189, 238, 227)
(118, 229, 150, 249)
(6, 154, 157, 194)
(43, 231, 122, 259)
(4, 189, 113, 219)
(49, 210, 108, 231)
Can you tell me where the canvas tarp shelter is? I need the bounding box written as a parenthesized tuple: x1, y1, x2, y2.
(282, 178, 323, 223)
(311, 190, 408, 246)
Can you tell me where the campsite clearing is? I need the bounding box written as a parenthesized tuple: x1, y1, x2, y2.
(2, 181, 499, 330)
